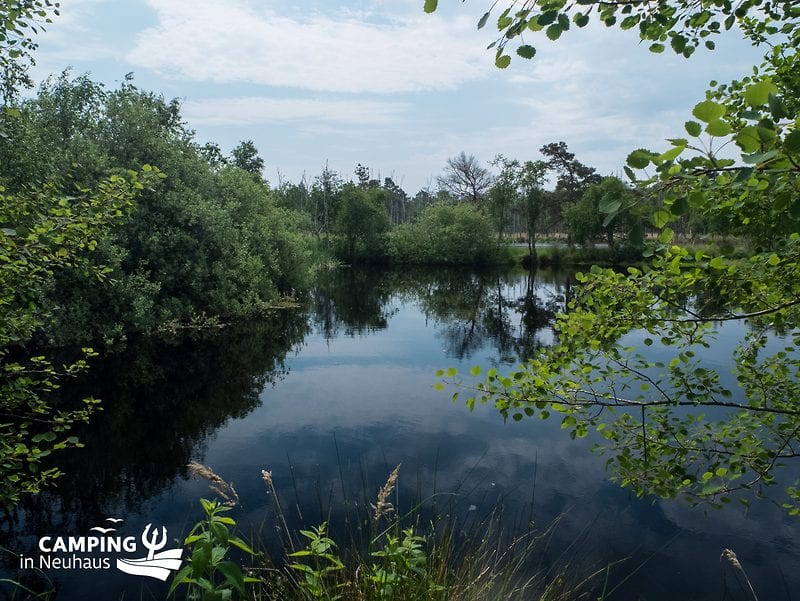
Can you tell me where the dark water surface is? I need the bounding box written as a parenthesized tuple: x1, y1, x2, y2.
(2, 266, 798, 600)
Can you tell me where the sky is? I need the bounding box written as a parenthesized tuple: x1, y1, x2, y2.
(29, 0, 765, 194)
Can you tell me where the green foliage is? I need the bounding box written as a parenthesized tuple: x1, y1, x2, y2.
(433, 0, 800, 68)
(170, 498, 257, 601)
(0, 1, 59, 102)
(0, 171, 148, 506)
(230, 140, 265, 177)
(388, 202, 499, 265)
(365, 528, 443, 599)
(334, 185, 391, 262)
(564, 176, 643, 248)
(1, 72, 312, 341)
(288, 523, 345, 600)
(433, 0, 800, 513)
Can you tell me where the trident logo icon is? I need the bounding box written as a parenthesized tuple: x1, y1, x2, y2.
(141, 523, 168, 560)
(116, 522, 183, 581)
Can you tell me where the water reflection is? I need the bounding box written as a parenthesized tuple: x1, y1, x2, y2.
(1, 266, 797, 601)
(0, 312, 308, 596)
(311, 266, 572, 361)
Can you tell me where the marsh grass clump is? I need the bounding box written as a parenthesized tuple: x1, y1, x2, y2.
(179, 464, 608, 601)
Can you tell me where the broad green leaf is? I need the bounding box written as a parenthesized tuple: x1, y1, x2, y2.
(626, 149, 652, 169)
(692, 100, 725, 123)
(516, 44, 536, 59)
(658, 145, 685, 162)
(785, 130, 800, 154)
(537, 11, 558, 26)
(658, 228, 674, 244)
(670, 196, 688, 215)
(423, 0, 438, 14)
(628, 222, 644, 247)
(705, 119, 731, 137)
(495, 54, 511, 68)
(768, 94, 787, 119)
(743, 80, 778, 107)
(652, 209, 672, 228)
(684, 120, 702, 137)
(736, 126, 761, 152)
(545, 24, 562, 40)
(599, 195, 622, 215)
(649, 43, 665, 53)
(574, 13, 589, 27)
(477, 11, 490, 29)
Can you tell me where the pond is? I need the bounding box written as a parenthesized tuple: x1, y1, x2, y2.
(2, 266, 798, 600)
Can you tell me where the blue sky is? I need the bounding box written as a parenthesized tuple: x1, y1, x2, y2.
(30, 0, 764, 193)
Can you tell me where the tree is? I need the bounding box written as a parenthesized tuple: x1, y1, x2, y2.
(230, 139, 265, 177)
(565, 176, 641, 248)
(436, 152, 493, 203)
(539, 141, 601, 229)
(489, 155, 548, 253)
(310, 164, 343, 238)
(0, 1, 59, 103)
(487, 155, 519, 241)
(428, 1, 800, 512)
(334, 185, 390, 261)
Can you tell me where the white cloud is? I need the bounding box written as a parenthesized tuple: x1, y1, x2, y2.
(128, 0, 492, 93)
(182, 96, 409, 126)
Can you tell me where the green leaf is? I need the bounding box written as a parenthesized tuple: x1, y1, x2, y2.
(516, 44, 536, 59)
(574, 13, 589, 27)
(652, 209, 672, 228)
(599, 195, 622, 215)
(705, 119, 731, 137)
(784, 130, 800, 154)
(692, 100, 725, 123)
(768, 94, 787, 119)
(743, 80, 778, 107)
(545, 24, 562, 40)
(649, 43, 665, 53)
(495, 54, 511, 68)
(685, 120, 702, 137)
(423, 0, 438, 14)
(477, 11, 490, 29)
(736, 126, 761, 152)
(658, 228, 674, 244)
(537, 11, 558, 26)
(658, 145, 685, 162)
(217, 561, 245, 596)
(626, 149, 653, 169)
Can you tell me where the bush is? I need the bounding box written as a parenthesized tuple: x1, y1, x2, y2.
(388, 203, 499, 265)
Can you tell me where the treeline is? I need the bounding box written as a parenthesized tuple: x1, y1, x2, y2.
(1, 69, 723, 348)
(1, 70, 692, 349)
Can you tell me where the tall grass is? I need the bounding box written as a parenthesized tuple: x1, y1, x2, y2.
(181, 463, 611, 601)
